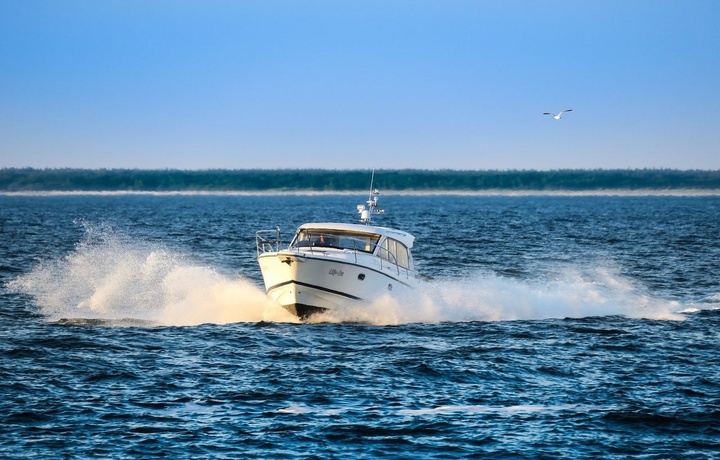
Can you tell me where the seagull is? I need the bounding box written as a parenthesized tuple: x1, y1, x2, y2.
(544, 109, 573, 120)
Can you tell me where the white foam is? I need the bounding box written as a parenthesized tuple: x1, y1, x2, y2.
(10, 225, 686, 327)
(398, 404, 606, 416)
(276, 403, 608, 418)
(9, 225, 296, 326)
(321, 267, 685, 325)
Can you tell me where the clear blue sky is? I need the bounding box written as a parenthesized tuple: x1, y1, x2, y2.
(1, 1, 719, 170)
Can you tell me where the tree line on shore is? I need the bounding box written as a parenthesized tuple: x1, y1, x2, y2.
(2, 168, 720, 192)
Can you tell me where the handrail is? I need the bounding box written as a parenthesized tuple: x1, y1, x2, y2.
(256, 227, 281, 256)
(259, 228, 417, 280)
(375, 246, 401, 276)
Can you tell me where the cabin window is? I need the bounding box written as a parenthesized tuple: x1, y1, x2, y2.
(292, 230, 380, 253)
(378, 237, 410, 269)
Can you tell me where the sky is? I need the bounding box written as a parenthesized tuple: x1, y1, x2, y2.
(1, 1, 719, 171)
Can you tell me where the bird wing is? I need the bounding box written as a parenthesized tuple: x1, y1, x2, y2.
(543, 112, 553, 115)
(561, 109, 573, 113)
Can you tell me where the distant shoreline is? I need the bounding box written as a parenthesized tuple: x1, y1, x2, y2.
(3, 168, 720, 193)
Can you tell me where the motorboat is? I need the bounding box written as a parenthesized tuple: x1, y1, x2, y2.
(256, 181, 422, 319)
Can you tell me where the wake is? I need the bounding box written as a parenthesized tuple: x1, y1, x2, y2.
(321, 268, 685, 325)
(9, 226, 685, 327)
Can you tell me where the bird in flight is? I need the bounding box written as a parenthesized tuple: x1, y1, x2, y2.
(544, 109, 573, 120)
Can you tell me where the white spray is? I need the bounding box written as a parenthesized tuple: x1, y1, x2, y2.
(10, 225, 684, 327)
(9, 224, 295, 326)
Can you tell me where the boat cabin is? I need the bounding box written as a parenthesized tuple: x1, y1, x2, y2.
(290, 223, 414, 270)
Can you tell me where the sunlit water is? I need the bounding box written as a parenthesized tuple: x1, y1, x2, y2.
(2, 193, 719, 458)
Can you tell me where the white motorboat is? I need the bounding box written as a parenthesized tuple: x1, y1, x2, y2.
(256, 182, 422, 320)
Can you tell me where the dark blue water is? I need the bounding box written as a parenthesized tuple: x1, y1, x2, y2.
(2, 193, 719, 458)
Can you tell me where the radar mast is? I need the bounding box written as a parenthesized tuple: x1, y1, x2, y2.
(357, 170, 384, 225)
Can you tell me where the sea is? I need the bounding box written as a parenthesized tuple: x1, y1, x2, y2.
(1, 192, 719, 459)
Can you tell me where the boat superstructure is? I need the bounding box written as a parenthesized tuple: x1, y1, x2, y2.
(256, 181, 421, 319)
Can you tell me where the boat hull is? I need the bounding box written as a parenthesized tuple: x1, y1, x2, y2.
(258, 250, 417, 319)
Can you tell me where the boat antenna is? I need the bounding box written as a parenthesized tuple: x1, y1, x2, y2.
(357, 169, 384, 224)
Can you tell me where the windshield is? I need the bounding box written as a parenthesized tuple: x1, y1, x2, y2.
(291, 229, 381, 253)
